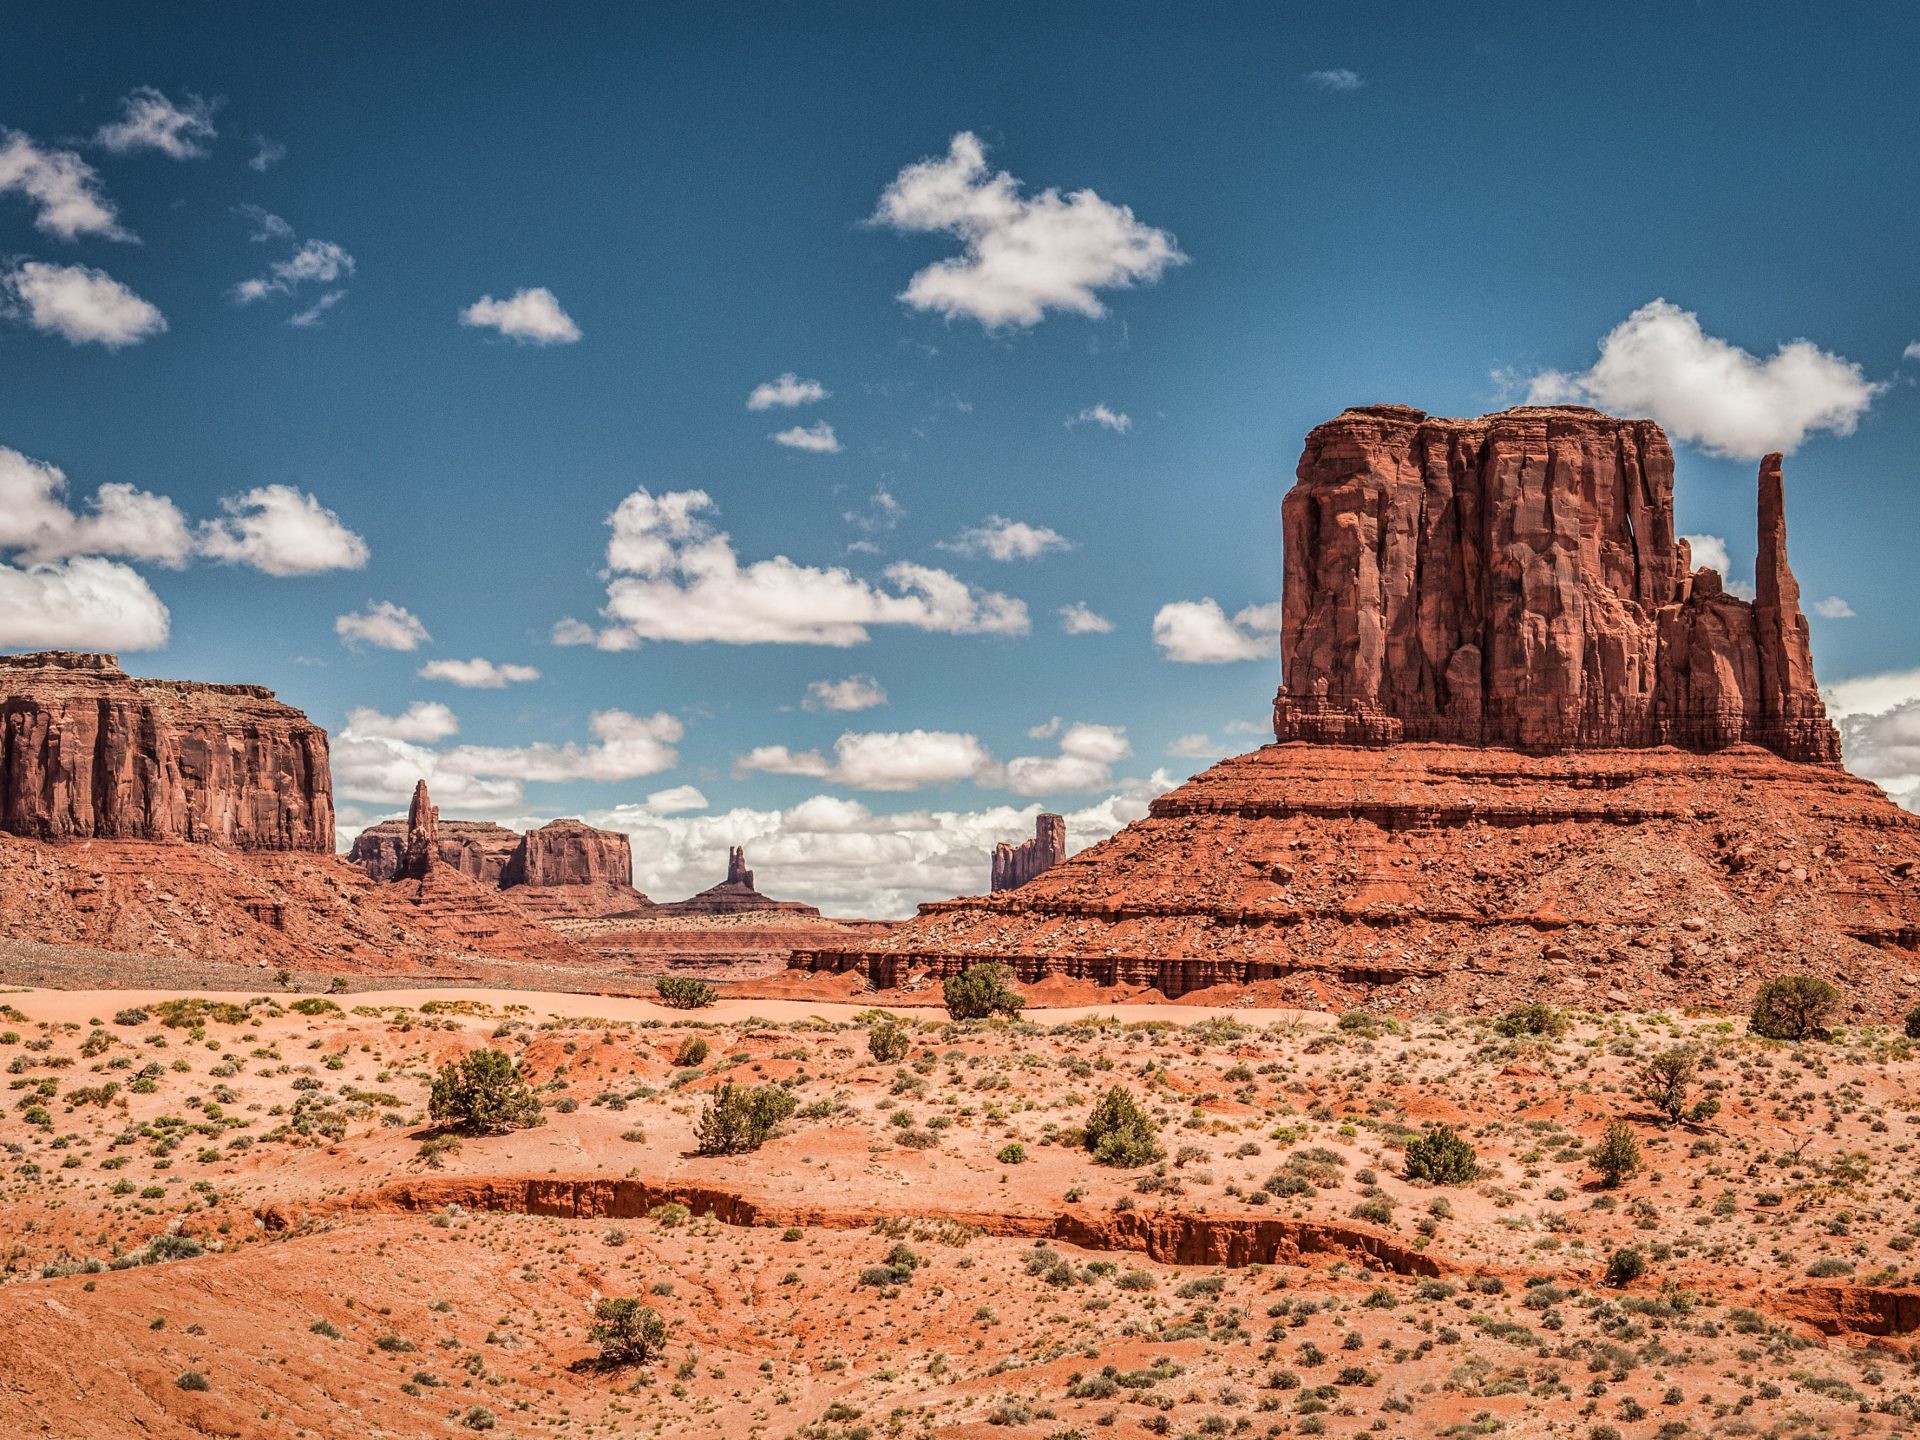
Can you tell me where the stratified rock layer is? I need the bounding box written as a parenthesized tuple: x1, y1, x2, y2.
(348, 805, 646, 918)
(0, 651, 332, 851)
(992, 814, 1065, 892)
(792, 743, 1920, 1014)
(1273, 407, 1841, 763)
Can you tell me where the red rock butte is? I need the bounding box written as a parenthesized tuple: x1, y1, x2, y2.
(794, 406, 1920, 1015)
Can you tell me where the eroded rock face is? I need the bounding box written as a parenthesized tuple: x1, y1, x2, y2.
(1273, 406, 1840, 763)
(658, 846, 820, 916)
(992, 814, 1065, 892)
(0, 651, 333, 851)
(501, 820, 633, 890)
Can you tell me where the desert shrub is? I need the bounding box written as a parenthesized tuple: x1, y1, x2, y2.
(672, 1036, 709, 1067)
(175, 1370, 210, 1391)
(1082, 1087, 1162, 1168)
(310, 1318, 342, 1339)
(589, 1297, 668, 1365)
(154, 998, 250, 1028)
(694, 1081, 797, 1155)
(1638, 1045, 1719, 1125)
(327, 975, 350, 993)
(868, 1020, 910, 1063)
(1402, 1125, 1478, 1184)
(1588, 1120, 1642, 1188)
(113, 1007, 149, 1026)
(1605, 1247, 1646, 1286)
(997, 1142, 1026, 1164)
(1748, 975, 1838, 1041)
(656, 977, 716, 1010)
(1336, 1009, 1384, 1037)
(1903, 1004, 1920, 1041)
(942, 963, 1024, 1021)
(288, 998, 342, 1017)
(427, 1049, 544, 1134)
(1493, 1002, 1567, 1038)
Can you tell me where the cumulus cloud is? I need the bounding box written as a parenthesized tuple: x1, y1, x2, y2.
(1524, 300, 1882, 459)
(643, 784, 708, 815)
(1058, 602, 1114, 635)
(1680, 533, 1732, 575)
(803, 675, 888, 712)
(1304, 68, 1364, 91)
(939, 515, 1072, 562)
(1152, 598, 1285, 663)
(563, 774, 1174, 917)
(95, 87, 218, 159)
(1069, 403, 1132, 433)
(233, 232, 355, 306)
(0, 130, 129, 241)
(771, 421, 841, 453)
(418, 657, 541, 688)
(1826, 668, 1920, 813)
(0, 557, 170, 651)
(736, 721, 1129, 796)
(335, 601, 430, 652)
(3, 260, 165, 347)
(555, 488, 1029, 647)
(747, 373, 829, 410)
(343, 701, 459, 743)
(198, 485, 369, 576)
(332, 707, 683, 810)
(460, 287, 580, 345)
(1167, 733, 1224, 759)
(0, 447, 193, 566)
(870, 130, 1186, 329)
(1813, 596, 1855, 619)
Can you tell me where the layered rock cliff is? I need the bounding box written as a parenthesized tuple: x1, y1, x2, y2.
(1272, 406, 1840, 763)
(991, 814, 1065, 892)
(0, 651, 333, 851)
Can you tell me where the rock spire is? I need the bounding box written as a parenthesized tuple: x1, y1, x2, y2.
(992, 814, 1065, 892)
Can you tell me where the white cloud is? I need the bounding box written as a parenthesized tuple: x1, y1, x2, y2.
(460, 287, 580, 345)
(198, 485, 370, 576)
(4, 261, 166, 348)
(343, 701, 459, 743)
(1812, 596, 1855, 619)
(1152, 598, 1285, 663)
(233, 237, 355, 305)
(571, 773, 1174, 917)
(558, 488, 1029, 647)
(871, 130, 1186, 329)
(1824, 667, 1920, 722)
(1680, 533, 1731, 575)
(844, 484, 903, 537)
(418, 657, 540, 688)
(1001, 722, 1131, 795)
(939, 514, 1072, 562)
(0, 447, 193, 565)
(771, 421, 841, 453)
(248, 136, 286, 172)
(644, 784, 708, 815)
(1904, 341, 1920, 363)
(1524, 299, 1882, 459)
(1826, 668, 1920, 814)
(0, 129, 129, 241)
(0, 557, 170, 651)
(288, 290, 347, 328)
(95, 87, 218, 159)
(1168, 732, 1223, 758)
(747, 373, 829, 410)
(333, 708, 682, 810)
(803, 675, 888, 712)
(1304, 69, 1364, 91)
(736, 721, 1129, 796)
(1069, 403, 1132, 433)
(335, 601, 430, 651)
(1058, 602, 1114, 635)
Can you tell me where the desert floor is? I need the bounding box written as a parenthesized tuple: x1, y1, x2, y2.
(0, 981, 1916, 1439)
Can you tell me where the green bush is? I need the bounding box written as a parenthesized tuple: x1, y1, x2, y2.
(1903, 1004, 1920, 1041)
(1637, 1045, 1717, 1125)
(1604, 1247, 1645, 1287)
(288, 997, 342, 1017)
(589, 1297, 668, 1365)
(112, 1007, 149, 1026)
(175, 1370, 210, 1392)
(1492, 1002, 1567, 1038)
(1402, 1125, 1478, 1184)
(997, 1142, 1026, 1164)
(694, 1081, 797, 1155)
(427, 1049, 544, 1134)
(1748, 975, 1838, 1040)
(942, 963, 1024, 1021)
(1336, 1010, 1384, 1038)
(1082, 1087, 1162, 1168)
(867, 1020, 910, 1063)
(656, 977, 717, 1010)
(1587, 1119, 1641, 1189)
(672, 1036, 709, 1067)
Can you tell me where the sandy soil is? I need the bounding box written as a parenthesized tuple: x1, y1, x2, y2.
(0, 986, 1915, 1437)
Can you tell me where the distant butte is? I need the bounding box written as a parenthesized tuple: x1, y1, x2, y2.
(992, 814, 1065, 892)
(654, 847, 820, 917)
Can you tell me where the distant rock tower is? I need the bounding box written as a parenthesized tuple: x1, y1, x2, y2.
(400, 779, 439, 880)
(726, 845, 753, 890)
(992, 814, 1065, 892)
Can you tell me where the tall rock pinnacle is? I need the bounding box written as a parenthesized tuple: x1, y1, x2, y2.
(401, 779, 439, 880)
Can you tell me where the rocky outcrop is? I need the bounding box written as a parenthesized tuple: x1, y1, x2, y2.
(657, 847, 820, 916)
(0, 651, 332, 851)
(347, 785, 646, 918)
(992, 814, 1065, 892)
(1272, 407, 1840, 763)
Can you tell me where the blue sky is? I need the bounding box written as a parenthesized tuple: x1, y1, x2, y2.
(4, 2, 1918, 913)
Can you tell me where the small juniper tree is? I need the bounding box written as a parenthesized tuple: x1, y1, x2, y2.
(1748, 974, 1838, 1040)
(589, 1297, 668, 1365)
(1906, 1004, 1920, 1041)
(655, 977, 717, 1010)
(867, 1020, 910, 1063)
(1082, 1086, 1162, 1168)
(1492, 1002, 1568, 1038)
(1587, 1119, 1641, 1188)
(428, 1049, 543, 1134)
(942, 963, 1025, 1021)
(1638, 1045, 1719, 1126)
(1402, 1125, 1478, 1184)
(694, 1081, 797, 1155)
